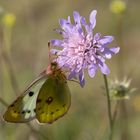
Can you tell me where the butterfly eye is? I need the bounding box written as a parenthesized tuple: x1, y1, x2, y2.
(51, 62, 58, 70)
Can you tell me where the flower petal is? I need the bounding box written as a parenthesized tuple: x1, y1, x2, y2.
(51, 39, 63, 47)
(99, 63, 110, 75)
(94, 33, 101, 41)
(110, 47, 120, 54)
(89, 10, 97, 29)
(59, 19, 72, 32)
(103, 47, 120, 59)
(68, 70, 77, 80)
(88, 65, 97, 78)
(79, 70, 85, 87)
(81, 17, 92, 34)
(73, 11, 81, 24)
(67, 16, 71, 23)
(99, 36, 114, 45)
(59, 19, 67, 27)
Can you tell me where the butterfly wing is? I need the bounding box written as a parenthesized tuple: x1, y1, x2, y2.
(36, 74, 71, 124)
(3, 75, 47, 123)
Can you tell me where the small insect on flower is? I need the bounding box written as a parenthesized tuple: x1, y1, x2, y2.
(51, 10, 120, 87)
(109, 78, 136, 100)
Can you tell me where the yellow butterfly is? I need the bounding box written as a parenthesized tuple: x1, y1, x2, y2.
(3, 62, 71, 124)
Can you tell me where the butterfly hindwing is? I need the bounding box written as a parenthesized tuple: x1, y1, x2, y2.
(3, 77, 46, 123)
(36, 73, 71, 124)
(3, 62, 71, 124)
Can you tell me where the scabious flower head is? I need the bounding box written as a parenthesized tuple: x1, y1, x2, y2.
(109, 78, 136, 100)
(51, 10, 120, 87)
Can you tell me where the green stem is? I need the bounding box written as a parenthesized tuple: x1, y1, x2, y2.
(117, 14, 124, 78)
(116, 8, 130, 140)
(2, 52, 20, 95)
(112, 101, 119, 129)
(2, 24, 20, 96)
(103, 74, 113, 140)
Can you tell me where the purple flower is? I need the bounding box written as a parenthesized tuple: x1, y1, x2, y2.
(51, 10, 120, 87)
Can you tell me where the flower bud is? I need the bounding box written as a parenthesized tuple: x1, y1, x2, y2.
(2, 13, 16, 27)
(109, 78, 135, 100)
(110, 0, 126, 14)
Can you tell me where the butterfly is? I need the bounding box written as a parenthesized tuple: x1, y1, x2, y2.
(3, 62, 71, 124)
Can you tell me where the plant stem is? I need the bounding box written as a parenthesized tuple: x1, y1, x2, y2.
(2, 23, 20, 96)
(2, 52, 20, 95)
(116, 9, 130, 140)
(103, 74, 113, 140)
(112, 101, 119, 129)
(117, 14, 124, 78)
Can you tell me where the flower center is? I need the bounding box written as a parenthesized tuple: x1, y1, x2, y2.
(84, 49, 89, 53)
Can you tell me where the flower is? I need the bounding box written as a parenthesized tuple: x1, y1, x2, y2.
(51, 10, 120, 87)
(109, 78, 136, 100)
(110, 0, 126, 14)
(2, 13, 16, 27)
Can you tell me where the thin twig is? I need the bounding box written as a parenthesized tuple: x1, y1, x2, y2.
(2, 52, 20, 95)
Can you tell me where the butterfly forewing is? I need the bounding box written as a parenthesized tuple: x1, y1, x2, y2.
(3, 77, 46, 123)
(36, 73, 71, 124)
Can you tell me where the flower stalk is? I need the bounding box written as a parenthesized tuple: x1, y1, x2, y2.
(103, 74, 113, 140)
(1, 13, 19, 95)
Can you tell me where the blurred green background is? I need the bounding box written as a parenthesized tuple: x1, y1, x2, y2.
(0, 0, 140, 140)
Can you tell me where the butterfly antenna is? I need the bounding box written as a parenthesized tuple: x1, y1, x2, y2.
(48, 42, 51, 63)
(48, 41, 59, 62)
